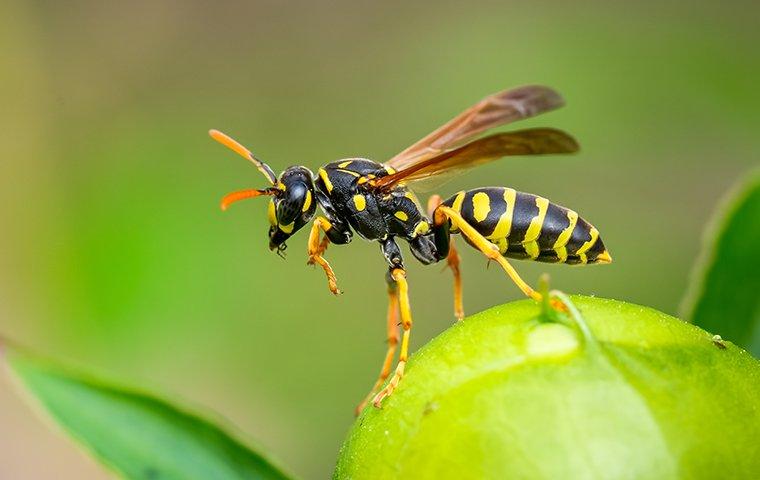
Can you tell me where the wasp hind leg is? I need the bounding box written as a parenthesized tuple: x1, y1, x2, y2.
(355, 271, 400, 414)
(434, 205, 566, 311)
(428, 194, 465, 321)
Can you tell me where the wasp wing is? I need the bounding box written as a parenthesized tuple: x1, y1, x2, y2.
(373, 128, 579, 191)
(386, 85, 565, 171)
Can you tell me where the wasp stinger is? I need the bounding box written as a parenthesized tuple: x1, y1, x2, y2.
(210, 85, 612, 413)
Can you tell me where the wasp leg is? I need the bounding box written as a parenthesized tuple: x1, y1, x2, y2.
(355, 273, 400, 415)
(428, 194, 465, 321)
(447, 241, 465, 320)
(307, 217, 341, 295)
(435, 205, 543, 302)
(372, 267, 412, 408)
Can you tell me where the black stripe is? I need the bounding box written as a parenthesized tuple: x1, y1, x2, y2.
(537, 202, 570, 250)
(509, 192, 539, 244)
(565, 218, 593, 256)
(536, 250, 561, 263)
(459, 190, 476, 226)
(483, 188, 508, 237)
(504, 243, 531, 260)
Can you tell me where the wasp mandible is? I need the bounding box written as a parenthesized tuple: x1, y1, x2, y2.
(210, 85, 612, 412)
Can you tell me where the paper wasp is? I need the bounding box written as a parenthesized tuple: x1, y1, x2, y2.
(210, 85, 611, 412)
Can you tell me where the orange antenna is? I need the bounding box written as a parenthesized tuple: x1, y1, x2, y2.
(209, 129, 277, 185)
(220, 188, 274, 211)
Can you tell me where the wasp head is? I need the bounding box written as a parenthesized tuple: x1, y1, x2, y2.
(211, 130, 317, 257)
(266, 166, 316, 255)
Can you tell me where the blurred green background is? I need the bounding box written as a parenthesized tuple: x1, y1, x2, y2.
(1, 1, 758, 478)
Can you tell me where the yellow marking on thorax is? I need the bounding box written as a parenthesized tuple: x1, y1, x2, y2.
(302, 190, 312, 212)
(412, 220, 430, 237)
(576, 227, 599, 264)
(276, 182, 286, 191)
(279, 222, 295, 234)
(318, 168, 333, 192)
(337, 168, 360, 177)
(353, 194, 366, 211)
(487, 188, 516, 242)
(472, 192, 491, 222)
(338, 160, 353, 168)
(357, 173, 376, 185)
(394, 211, 409, 221)
(384, 165, 396, 174)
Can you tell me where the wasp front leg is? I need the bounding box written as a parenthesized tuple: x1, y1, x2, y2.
(307, 216, 351, 295)
(428, 194, 465, 321)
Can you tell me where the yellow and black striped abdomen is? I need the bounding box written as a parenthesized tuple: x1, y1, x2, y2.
(442, 187, 611, 265)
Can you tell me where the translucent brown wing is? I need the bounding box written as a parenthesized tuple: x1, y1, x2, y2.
(386, 85, 565, 171)
(373, 128, 579, 191)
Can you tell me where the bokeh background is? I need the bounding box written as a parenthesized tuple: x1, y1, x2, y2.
(1, 1, 758, 478)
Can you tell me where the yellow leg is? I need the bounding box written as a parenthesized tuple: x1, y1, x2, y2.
(448, 239, 465, 321)
(307, 217, 341, 295)
(428, 194, 465, 321)
(436, 206, 541, 301)
(372, 268, 412, 407)
(355, 281, 400, 415)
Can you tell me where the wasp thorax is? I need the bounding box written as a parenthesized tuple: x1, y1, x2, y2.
(268, 166, 317, 252)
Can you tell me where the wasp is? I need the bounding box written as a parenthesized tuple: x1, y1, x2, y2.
(210, 85, 611, 412)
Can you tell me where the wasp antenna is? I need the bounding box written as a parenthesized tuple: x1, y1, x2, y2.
(209, 129, 277, 185)
(220, 188, 273, 211)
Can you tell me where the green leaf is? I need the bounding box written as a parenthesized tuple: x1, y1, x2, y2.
(2, 345, 293, 480)
(682, 169, 760, 356)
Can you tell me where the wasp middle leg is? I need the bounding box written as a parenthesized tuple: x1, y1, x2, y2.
(372, 266, 412, 408)
(355, 271, 400, 414)
(366, 237, 414, 408)
(428, 194, 465, 321)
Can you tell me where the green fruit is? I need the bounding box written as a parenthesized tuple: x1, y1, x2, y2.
(335, 296, 760, 480)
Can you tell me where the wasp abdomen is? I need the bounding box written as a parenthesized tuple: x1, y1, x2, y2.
(442, 187, 611, 265)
